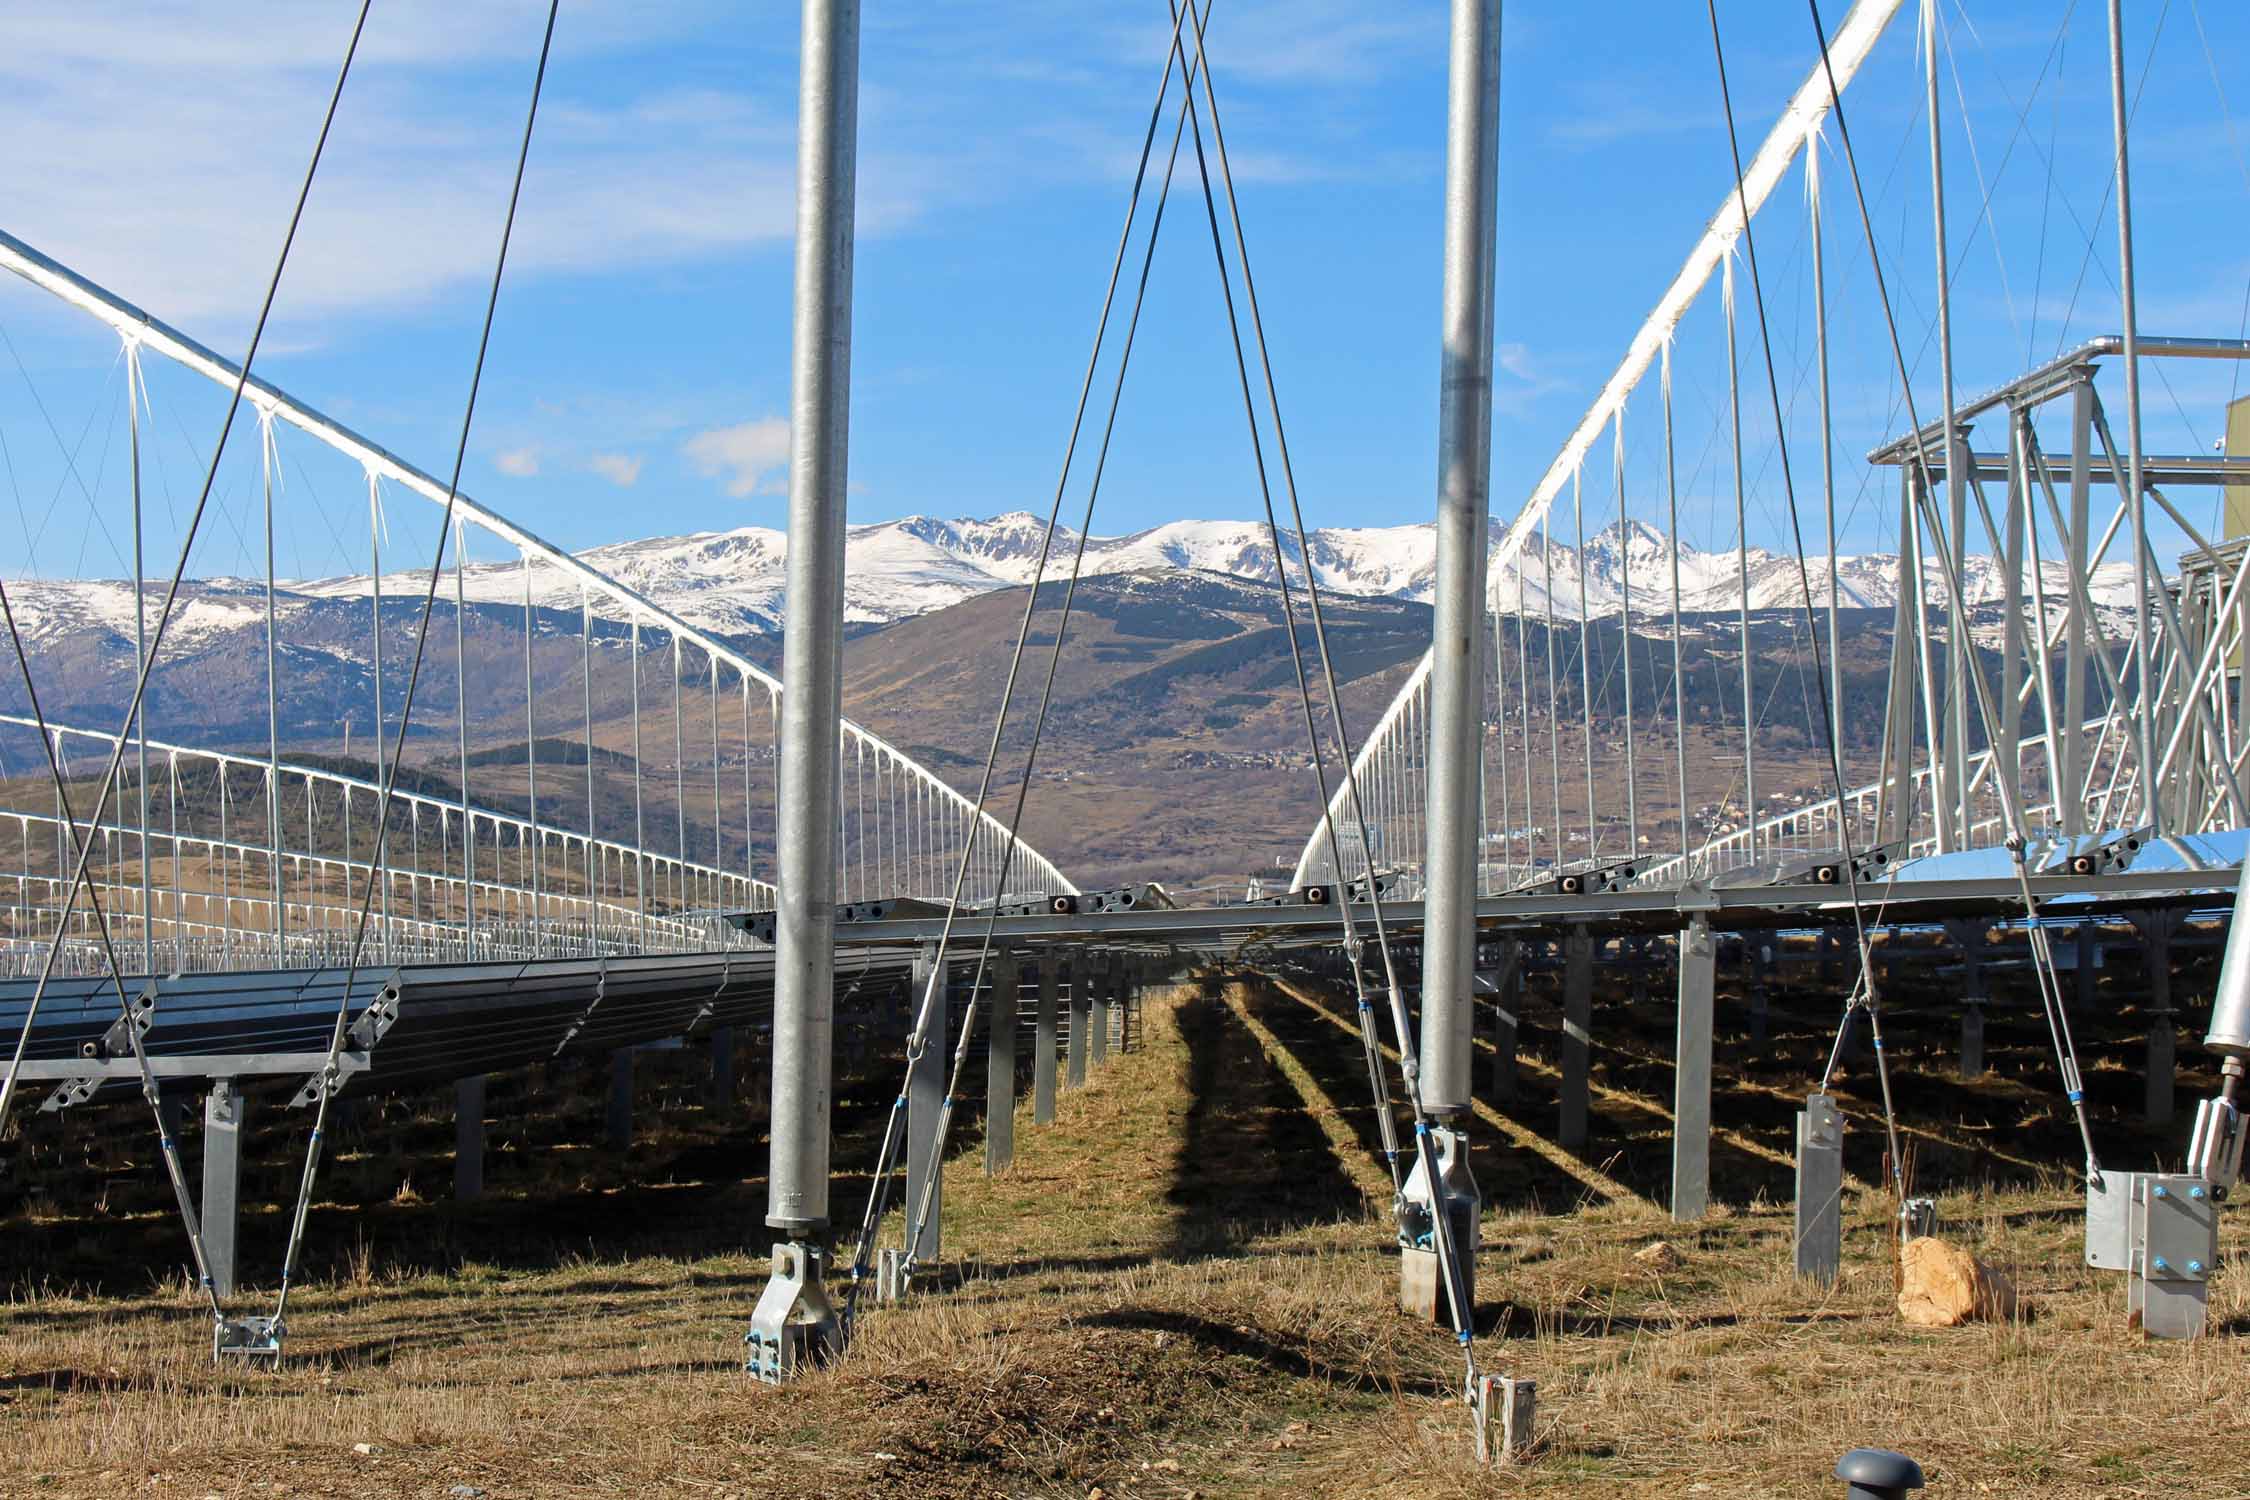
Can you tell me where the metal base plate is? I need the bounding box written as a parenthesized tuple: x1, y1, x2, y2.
(213, 1316, 283, 1361)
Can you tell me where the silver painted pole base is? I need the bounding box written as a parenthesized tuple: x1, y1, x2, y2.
(1794, 1093, 1844, 1285)
(744, 1240, 842, 1383)
(213, 1315, 284, 1362)
(2086, 1170, 2218, 1339)
(1398, 1123, 1480, 1324)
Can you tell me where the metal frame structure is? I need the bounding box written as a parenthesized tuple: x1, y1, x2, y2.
(0, 228, 1074, 940)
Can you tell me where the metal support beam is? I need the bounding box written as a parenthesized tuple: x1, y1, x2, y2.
(1488, 939, 1521, 1105)
(1034, 950, 1059, 1123)
(906, 945, 944, 1262)
(764, 0, 860, 1245)
(1420, 0, 1501, 1121)
(2142, 912, 2176, 1125)
(454, 1074, 485, 1201)
(1089, 951, 1110, 1067)
(1672, 916, 1715, 1222)
(985, 950, 1017, 1174)
(1794, 1092, 1843, 1285)
(1065, 952, 1088, 1090)
(201, 1079, 246, 1299)
(1560, 926, 1593, 1150)
(751, 0, 858, 1384)
(607, 1048, 634, 1152)
(710, 1024, 735, 1108)
(1961, 1002, 1986, 1081)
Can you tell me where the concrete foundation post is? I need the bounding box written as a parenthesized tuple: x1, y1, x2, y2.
(906, 944, 945, 1262)
(986, 950, 1017, 1174)
(201, 1078, 245, 1299)
(1673, 915, 1716, 1222)
(1034, 950, 1059, 1122)
(454, 1074, 486, 1201)
(1560, 926, 1594, 1150)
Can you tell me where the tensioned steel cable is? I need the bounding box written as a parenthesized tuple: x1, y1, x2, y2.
(1174, 0, 1481, 1387)
(268, 0, 562, 1337)
(1804, 0, 2098, 1174)
(1706, 0, 1902, 1203)
(0, 2, 376, 1305)
(845, 0, 1210, 1320)
(0, 575, 229, 1316)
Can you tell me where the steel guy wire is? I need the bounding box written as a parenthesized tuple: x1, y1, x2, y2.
(1806, 0, 2099, 1175)
(0, 0, 373, 1178)
(848, 0, 1208, 1316)
(1709, 0, 1901, 1197)
(1180, 0, 1483, 1384)
(270, 0, 560, 1336)
(0, 571, 226, 1318)
(1170, 0, 1411, 1199)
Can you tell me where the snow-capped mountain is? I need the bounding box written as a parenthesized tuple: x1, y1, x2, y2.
(8, 512, 2148, 648)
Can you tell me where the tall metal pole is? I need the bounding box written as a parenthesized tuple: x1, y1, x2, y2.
(2108, 0, 2159, 833)
(130, 347, 154, 973)
(1419, 0, 1500, 1121)
(1666, 343, 1688, 860)
(1726, 258, 1755, 861)
(261, 418, 282, 966)
(755, 0, 858, 1376)
(1811, 148, 1842, 793)
(1926, 0, 1968, 846)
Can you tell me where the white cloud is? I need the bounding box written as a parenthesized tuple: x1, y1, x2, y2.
(0, 9, 835, 334)
(495, 445, 541, 477)
(589, 452, 644, 487)
(684, 417, 791, 498)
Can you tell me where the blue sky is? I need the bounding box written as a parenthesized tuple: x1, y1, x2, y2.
(2, 0, 2248, 582)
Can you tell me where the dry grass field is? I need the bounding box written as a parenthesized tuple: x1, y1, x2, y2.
(6, 969, 2248, 1499)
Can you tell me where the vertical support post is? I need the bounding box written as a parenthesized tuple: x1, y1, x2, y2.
(1560, 925, 1593, 1150)
(607, 1048, 634, 1152)
(1489, 938, 1520, 1105)
(711, 1024, 737, 1108)
(1794, 1092, 1843, 1285)
(1065, 951, 1088, 1089)
(2063, 378, 2093, 834)
(1950, 923, 1989, 1079)
(1089, 950, 1111, 1067)
(1924, 0, 1969, 849)
(2108, 0, 2160, 834)
(2075, 921, 2097, 1013)
(1673, 914, 1715, 1222)
(1419, 0, 1502, 1123)
(906, 944, 945, 1262)
(1961, 1000, 1986, 1080)
(985, 949, 1017, 1174)
(201, 1079, 245, 1299)
(2142, 912, 2176, 1125)
(1749, 937, 1771, 1046)
(454, 1074, 486, 1201)
(753, 0, 860, 1381)
(1118, 956, 1138, 1054)
(1034, 949, 1059, 1123)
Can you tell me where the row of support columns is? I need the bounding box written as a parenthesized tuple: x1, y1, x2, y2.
(1472, 910, 2191, 1249)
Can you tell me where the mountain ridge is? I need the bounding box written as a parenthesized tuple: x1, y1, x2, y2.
(0, 511, 2142, 651)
